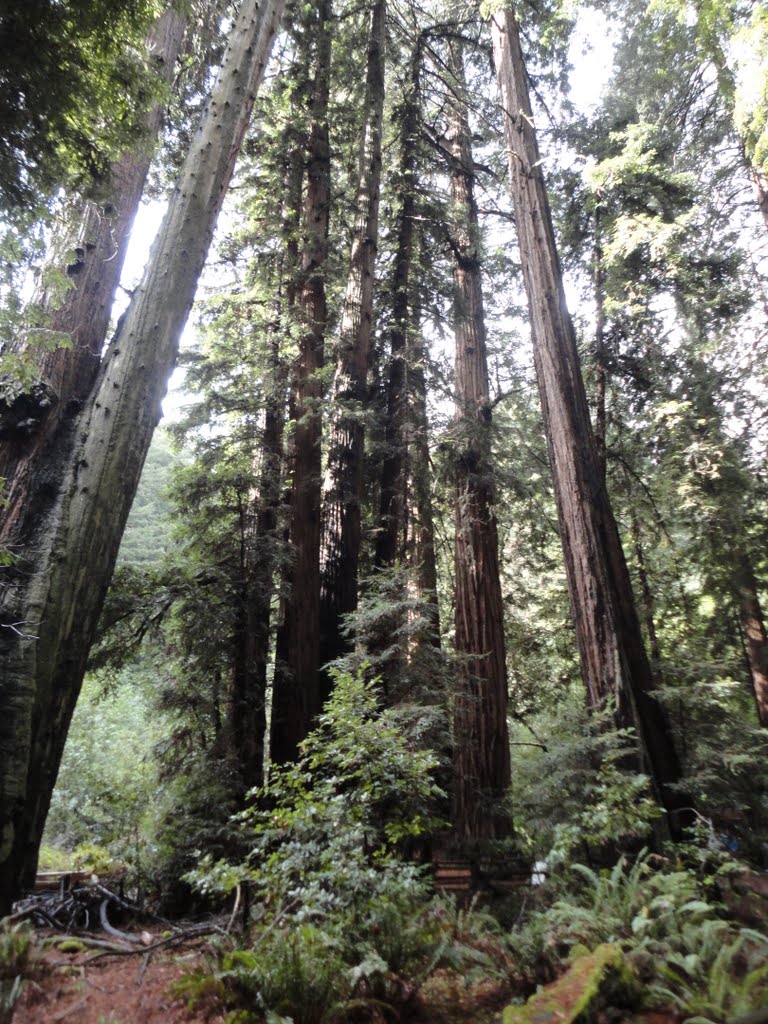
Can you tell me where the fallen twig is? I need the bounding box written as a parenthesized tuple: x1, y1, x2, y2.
(82, 920, 225, 963)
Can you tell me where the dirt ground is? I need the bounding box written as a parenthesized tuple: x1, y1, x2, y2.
(12, 933, 226, 1024)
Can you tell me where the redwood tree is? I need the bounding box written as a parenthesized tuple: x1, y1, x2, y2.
(447, 41, 511, 839)
(270, 0, 333, 765)
(0, 8, 187, 549)
(319, 0, 386, 680)
(489, 5, 688, 833)
(0, 0, 287, 913)
(375, 35, 424, 570)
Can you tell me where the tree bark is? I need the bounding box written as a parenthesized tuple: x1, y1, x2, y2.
(447, 42, 511, 839)
(270, 0, 332, 766)
(374, 37, 422, 570)
(230, 146, 301, 791)
(734, 553, 768, 727)
(593, 208, 607, 480)
(319, 0, 386, 682)
(0, 0, 287, 914)
(490, 7, 688, 834)
(406, 308, 440, 639)
(0, 9, 187, 547)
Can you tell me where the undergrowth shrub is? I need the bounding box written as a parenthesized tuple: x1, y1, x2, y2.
(179, 670, 522, 1023)
(0, 922, 35, 1024)
(507, 848, 768, 1021)
(510, 703, 663, 866)
(182, 669, 455, 1022)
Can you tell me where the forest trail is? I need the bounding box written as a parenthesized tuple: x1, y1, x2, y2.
(12, 933, 223, 1024)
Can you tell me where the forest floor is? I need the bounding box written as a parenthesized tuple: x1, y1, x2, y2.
(9, 925, 516, 1024)
(12, 931, 225, 1024)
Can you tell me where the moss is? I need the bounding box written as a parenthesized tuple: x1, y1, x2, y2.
(57, 940, 87, 954)
(503, 944, 640, 1024)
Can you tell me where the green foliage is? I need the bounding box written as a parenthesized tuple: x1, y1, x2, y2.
(651, 921, 768, 1022)
(509, 849, 768, 1019)
(0, 0, 164, 213)
(0, 923, 35, 1024)
(217, 926, 347, 1024)
(511, 702, 662, 863)
(189, 668, 444, 917)
(179, 670, 499, 1023)
(43, 667, 164, 875)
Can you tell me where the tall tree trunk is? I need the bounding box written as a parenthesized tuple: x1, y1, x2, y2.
(593, 208, 607, 480)
(229, 148, 301, 792)
(0, 9, 187, 545)
(490, 7, 688, 835)
(374, 37, 422, 570)
(406, 307, 440, 639)
(630, 510, 662, 676)
(270, 0, 332, 766)
(734, 553, 768, 727)
(448, 42, 511, 839)
(0, 0, 287, 914)
(319, 0, 386, 682)
(749, 163, 768, 233)
(230, 488, 264, 796)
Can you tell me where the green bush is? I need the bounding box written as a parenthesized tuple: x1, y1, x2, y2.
(181, 669, 462, 1022)
(0, 923, 35, 1024)
(220, 926, 347, 1024)
(508, 849, 768, 1020)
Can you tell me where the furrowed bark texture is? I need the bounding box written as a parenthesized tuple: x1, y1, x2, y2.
(593, 210, 607, 480)
(375, 39, 422, 570)
(271, 0, 332, 766)
(0, 0, 287, 913)
(734, 554, 768, 727)
(0, 9, 187, 546)
(490, 8, 687, 832)
(319, 0, 386, 681)
(448, 44, 511, 839)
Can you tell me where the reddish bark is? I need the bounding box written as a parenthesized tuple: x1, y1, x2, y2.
(375, 38, 422, 570)
(320, 0, 386, 681)
(735, 554, 768, 727)
(491, 7, 687, 834)
(448, 43, 511, 839)
(271, 0, 332, 765)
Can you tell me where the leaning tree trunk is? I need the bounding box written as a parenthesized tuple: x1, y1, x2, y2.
(319, 0, 386, 687)
(0, 0, 287, 914)
(0, 8, 187, 544)
(490, 7, 688, 835)
(448, 42, 511, 840)
(270, 0, 332, 766)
